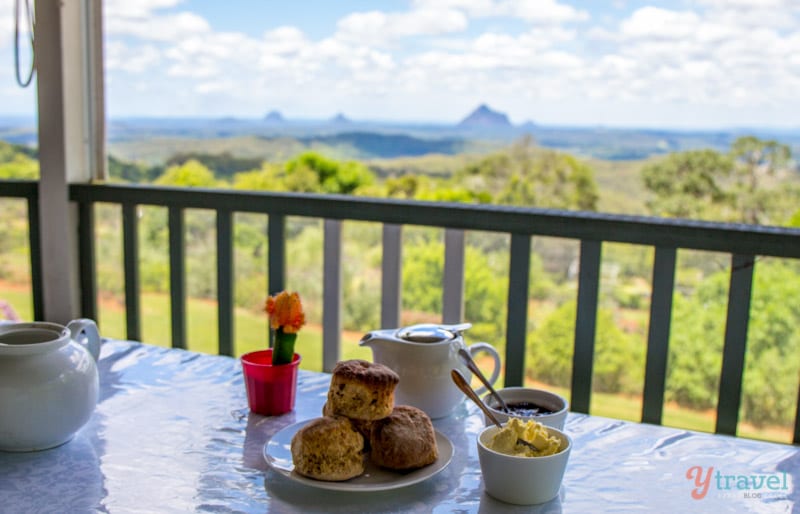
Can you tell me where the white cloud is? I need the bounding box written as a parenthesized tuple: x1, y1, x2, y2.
(505, 0, 589, 24)
(571, 4, 800, 113)
(413, 0, 588, 23)
(697, 0, 800, 29)
(105, 41, 161, 73)
(104, 0, 186, 19)
(0, 9, 14, 51)
(89, 0, 800, 126)
(336, 8, 468, 45)
(262, 26, 309, 55)
(106, 11, 210, 41)
(620, 7, 701, 39)
(163, 31, 260, 79)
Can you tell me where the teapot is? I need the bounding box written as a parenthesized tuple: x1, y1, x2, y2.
(0, 319, 101, 452)
(360, 323, 501, 419)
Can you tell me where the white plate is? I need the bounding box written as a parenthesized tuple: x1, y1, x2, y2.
(263, 419, 454, 492)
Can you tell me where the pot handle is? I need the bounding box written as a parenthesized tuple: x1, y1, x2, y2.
(467, 342, 501, 395)
(67, 318, 101, 361)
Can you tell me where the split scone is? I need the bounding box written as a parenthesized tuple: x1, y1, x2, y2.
(290, 416, 365, 481)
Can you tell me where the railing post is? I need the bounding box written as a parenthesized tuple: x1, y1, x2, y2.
(505, 234, 531, 387)
(716, 254, 755, 436)
(268, 214, 287, 295)
(381, 224, 402, 329)
(168, 207, 186, 349)
(267, 214, 286, 348)
(122, 203, 141, 341)
(572, 240, 602, 413)
(443, 228, 465, 324)
(323, 219, 342, 371)
(642, 246, 677, 424)
(27, 195, 44, 320)
(77, 202, 97, 321)
(217, 209, 234, 356)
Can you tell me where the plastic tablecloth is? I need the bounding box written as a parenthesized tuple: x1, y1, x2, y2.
(1, 340, 798, 513)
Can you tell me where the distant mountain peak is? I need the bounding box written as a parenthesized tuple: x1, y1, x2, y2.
(264, 110, 285, 123)
(458, 104, 511, 128)
(331, 113, 351, 124)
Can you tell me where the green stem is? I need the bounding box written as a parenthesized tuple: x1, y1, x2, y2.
(272, 328, 297, 365)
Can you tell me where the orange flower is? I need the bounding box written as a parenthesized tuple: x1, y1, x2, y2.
(265, 291, 305, 334)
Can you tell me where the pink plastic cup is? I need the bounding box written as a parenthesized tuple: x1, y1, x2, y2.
(241, 349, 301, 416)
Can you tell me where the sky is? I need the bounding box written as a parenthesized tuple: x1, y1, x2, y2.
(1, 0, 800, 129)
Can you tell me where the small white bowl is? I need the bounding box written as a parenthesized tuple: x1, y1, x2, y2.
(477, 423, 572, 505)
(483, 387, 569, 430)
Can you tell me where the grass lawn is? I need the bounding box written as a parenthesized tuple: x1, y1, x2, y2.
(1, 282, 792, 444)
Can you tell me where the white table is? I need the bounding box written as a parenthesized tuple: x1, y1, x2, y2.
(1, 340, 797, 513)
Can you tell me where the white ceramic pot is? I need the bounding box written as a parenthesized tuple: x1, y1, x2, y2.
(360, 323, 501, 419)
(478, 423, 572, 505)
(0, 319, 101, 452)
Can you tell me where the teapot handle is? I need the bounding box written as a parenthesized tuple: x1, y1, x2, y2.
(467, 342, 501, 395)
(67, 318, 101, 361)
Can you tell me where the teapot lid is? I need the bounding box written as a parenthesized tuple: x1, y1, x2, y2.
(397, 324, 457, 343)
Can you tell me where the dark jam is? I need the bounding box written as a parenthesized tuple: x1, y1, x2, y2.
(507, 401, 555, 417)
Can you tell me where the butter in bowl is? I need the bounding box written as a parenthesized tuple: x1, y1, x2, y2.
(477, 418, 572, 505)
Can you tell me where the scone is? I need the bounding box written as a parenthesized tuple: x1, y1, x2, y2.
(369, 405, 438, 470)
(326, 360, 399, 420)
(322, 401, 373, 440)
(290, 416, 365, 481)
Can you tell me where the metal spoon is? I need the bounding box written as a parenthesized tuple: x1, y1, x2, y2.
(451, 368, 537, 451)
(458, 347, 510, 413)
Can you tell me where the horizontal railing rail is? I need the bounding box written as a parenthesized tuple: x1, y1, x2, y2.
(5, 180, 800, 442)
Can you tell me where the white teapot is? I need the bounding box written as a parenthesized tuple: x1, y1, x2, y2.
(360, 323, 500, 419)
(0, 319, 101, 452)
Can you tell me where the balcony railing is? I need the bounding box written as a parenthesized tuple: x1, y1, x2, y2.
(3, 180, 800, 442)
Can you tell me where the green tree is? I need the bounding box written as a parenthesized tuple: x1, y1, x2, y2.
(284, 152, 374, 194)
(0, 154, 38, 179)
(0, 141, 37, 163)
(108, 155, 162, 183)
(729, 136, 792, 225)
(154, 159, 218, 187)
(641, 136, 796, 225)
(664, 261, 800, 427)
(401, 240, 507, 341)
(641, 149, 733, 219)
(455, 136, 599, 210)
(165, 152, 262, 179)
(232, 163, 285, 191)
(527, 300, 643, 394)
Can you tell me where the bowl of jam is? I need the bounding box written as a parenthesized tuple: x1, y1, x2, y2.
(482, 387, 569, 430)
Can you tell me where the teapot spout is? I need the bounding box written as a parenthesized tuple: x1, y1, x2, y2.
(359, 328, 398, 348)
(359, 331, 378, 347)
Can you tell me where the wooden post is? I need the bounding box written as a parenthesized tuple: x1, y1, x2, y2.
(34, 0, 105, 323)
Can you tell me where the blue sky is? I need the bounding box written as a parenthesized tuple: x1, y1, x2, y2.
(2, 0, 799, 129)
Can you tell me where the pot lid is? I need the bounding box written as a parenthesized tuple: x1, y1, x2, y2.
(397, 324, 457, 343)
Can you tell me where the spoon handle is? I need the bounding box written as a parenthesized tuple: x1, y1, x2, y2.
(451, 368, 504, 428)
(452, 368, 540, 452)
(458, 348, 510, 412)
